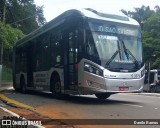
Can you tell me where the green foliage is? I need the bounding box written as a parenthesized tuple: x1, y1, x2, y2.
(143, 13, 160, 32)
(0, 21, 24, 49)
(0, 0, 46, 34)
(2, 65, 12, 82)
(143, 12, 160, 68)
(0, 0, 46, 68)
(121, 5, 154, 27)
(0, 21, 24, 67)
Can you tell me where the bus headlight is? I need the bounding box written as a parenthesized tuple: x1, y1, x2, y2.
(84, 63, 103, 77)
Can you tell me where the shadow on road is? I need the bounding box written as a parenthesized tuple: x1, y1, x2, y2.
(2, 88, 143, 106)
(62, 95, 142, 106)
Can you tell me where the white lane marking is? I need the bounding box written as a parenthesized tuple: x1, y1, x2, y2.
(120, 103, 144, 108)
(0, 106, 44, 128)
(0, 106, 20, 117)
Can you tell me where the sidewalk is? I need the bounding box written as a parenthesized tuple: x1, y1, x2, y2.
(133, 92, 160, 97)
(0, 82, 13, 91)
(0, 82, 13, 119)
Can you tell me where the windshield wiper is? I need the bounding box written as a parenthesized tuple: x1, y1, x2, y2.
(125, 49, 140, 67)
(105, 40, 122, 67)
(105, 49, 120, 67)
(105, 40, 140, 68)
(121, 40, 140, 67)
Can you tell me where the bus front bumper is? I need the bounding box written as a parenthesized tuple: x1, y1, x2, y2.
(79, 73, 144, 95)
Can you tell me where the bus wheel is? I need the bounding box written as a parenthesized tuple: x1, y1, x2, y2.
(150, 86, 156, 93)
(95, 93, 111, 99)
(20, 77, 26, 94)
(51, 75, 61, 95)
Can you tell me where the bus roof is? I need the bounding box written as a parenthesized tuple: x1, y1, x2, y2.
(15, 8, 139, 47)
(77, 8, 139, 25)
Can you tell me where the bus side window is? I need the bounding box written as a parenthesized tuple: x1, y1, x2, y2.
(50, 31, 63, 67)
(87, 34, 97, 56)
(69, 32, 74, 63)
(55, 42, 61, 64)
(35, 34, 50, 70)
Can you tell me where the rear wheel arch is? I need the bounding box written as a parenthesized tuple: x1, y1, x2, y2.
(50, 71, 61, 93)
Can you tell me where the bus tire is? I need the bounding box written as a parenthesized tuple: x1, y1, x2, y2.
(95, 93, 111, 99)
(20, 76, 27, 94)
(51, 75, 61, 95)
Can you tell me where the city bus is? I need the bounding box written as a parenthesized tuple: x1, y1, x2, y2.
(12, 8, 145, 99)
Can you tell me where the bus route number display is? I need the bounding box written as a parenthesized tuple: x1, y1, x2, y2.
(89, 22, 138, 36)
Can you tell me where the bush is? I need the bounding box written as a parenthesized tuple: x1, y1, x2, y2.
(2, 65, 12, 82)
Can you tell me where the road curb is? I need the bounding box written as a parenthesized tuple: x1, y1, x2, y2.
(132, 93, 160, 97)
(0, 94, 34, 110)
(0, 93, 75, 127)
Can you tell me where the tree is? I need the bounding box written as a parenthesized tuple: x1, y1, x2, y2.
(0, 0, 46, 67)
(36, 5, 46, 26)
(143, 13, 160, 68)
(18, 0, 34, 5)
(0, 0, 46, 34)
(121, 6, 154, 29)
(155, 5, 160, 13)
(0, 21, 24, 66)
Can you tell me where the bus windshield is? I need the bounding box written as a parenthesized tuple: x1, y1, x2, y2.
(87, 20, 143, 71)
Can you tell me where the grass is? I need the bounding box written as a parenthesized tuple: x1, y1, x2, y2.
(2, 65, 13, 82)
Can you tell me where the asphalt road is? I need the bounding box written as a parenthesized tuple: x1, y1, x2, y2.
(1, 89, 160, 128)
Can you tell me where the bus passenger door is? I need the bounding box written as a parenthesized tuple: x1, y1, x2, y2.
(65, 30, 78, 90)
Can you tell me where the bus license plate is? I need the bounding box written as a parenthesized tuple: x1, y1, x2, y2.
(119, 87, 129, 91)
